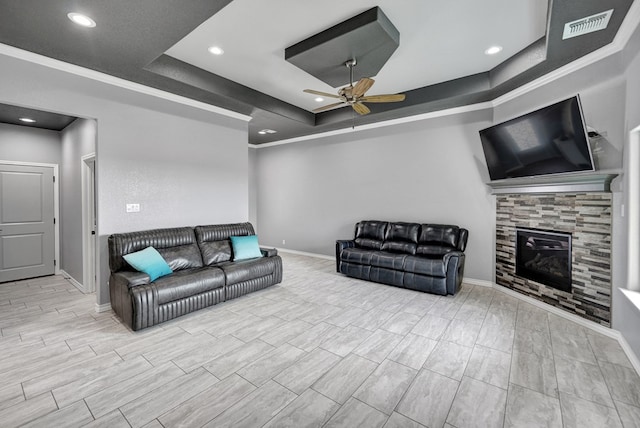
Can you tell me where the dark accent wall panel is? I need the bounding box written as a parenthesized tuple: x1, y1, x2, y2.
(496, 193, 612, 326)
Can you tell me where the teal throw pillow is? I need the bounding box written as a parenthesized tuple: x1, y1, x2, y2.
(123, 246, 173, 282)
(230, 235, 263, 261)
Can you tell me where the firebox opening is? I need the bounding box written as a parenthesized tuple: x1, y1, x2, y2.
(515, 227, 572, 293)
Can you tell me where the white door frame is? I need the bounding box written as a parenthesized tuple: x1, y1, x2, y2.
(0, 160, 60, 276)
(627, 126, 640, 291)
(81, 153, 96, 293)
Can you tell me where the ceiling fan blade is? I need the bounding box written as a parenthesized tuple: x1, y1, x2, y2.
(359, 94, 406, 103)
(313, 101, 347, 113)
(303, 89, 343, 99)
(352, 78, 375, 98)
(352, 102, 371, 115)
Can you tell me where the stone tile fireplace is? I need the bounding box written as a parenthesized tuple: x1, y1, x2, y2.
(496, 192, 612, 326)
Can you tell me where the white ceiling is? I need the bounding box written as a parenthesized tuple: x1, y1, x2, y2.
(165, 0, 548, 112)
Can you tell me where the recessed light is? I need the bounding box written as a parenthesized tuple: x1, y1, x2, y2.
(258, 129, 277, 135)
(68, 12, 96, 28)
(208, 46, 224, 55)
(485, 46, 503, 55)
(315, 97, 324, 102)
(258, 130, 267, 135)
(19, 117, 36, 123)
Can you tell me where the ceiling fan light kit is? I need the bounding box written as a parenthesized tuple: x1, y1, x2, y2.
(303, 58, 406, 115)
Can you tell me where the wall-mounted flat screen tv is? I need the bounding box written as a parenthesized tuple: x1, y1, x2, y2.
(479, 95, 595, 181)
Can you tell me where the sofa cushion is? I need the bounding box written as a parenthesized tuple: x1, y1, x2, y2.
(370, 252, 407, 270)
(417, 225, 460, 256)
(154, 267, 225, 305)
(123, 246, 172, 282)
(403, 255, 447, 278)
(230, 235, 263, 261)
(200, 240, 232, 265)
(381, 222, 419, 254)
(341, 247, 374, 265)
(354, 220, 388, 250)
(219, 257, 277, 285)
(156, 244, 203, 271)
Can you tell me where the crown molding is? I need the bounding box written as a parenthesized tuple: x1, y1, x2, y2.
(0, 43, 252, 123)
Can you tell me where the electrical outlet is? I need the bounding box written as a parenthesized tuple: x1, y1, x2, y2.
(126, 203, 140, 213)
(282, 239, 286, 245)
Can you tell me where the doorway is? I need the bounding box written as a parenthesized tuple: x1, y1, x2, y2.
(82, 153, 96, 293)
(0, 161, 59, 282)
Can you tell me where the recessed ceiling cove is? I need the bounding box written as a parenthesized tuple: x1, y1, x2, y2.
(284, 7, 399, 87)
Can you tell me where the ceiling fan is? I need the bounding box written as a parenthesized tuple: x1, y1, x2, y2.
(303, 59, 406, 115)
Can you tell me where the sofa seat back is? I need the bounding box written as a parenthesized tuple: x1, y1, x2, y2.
(153, 267, 225, 305)
(381, 222, 419, 255)
(195, 222, 256, 265)
(417, 224, 468, 257)
(354, 220, 387, 250)
(108, 227, 203, 274)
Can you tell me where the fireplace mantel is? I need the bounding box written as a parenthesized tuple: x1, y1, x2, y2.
(487, 170, 620, 194)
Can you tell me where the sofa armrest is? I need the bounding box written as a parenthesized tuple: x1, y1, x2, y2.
(336, 240, 356, 272)
(457, 229, 469, 252)
(260, 247, 278, 257)
(111, 270, 151, 288)
(443, 251, 466, 295)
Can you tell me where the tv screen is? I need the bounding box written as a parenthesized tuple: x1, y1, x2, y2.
(479, 95, 594, 181)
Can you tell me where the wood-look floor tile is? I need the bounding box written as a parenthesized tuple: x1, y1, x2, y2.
(396, 369, 459, 428)
(324, 397, 388, 428)
(464, 345, 511, 389)
(387, 333, 438, 370)
(203, 380, 296, 428)
(560, 391, 623, 428)
(82, 410, 131, 428)
(85, 361, 185, 419)
(510, 350, 558, 397)
(446, 376, 507, 428)
(236, 343, 306, 386)
(319, 325, 372, 357)
(312, 353, 378, 404)
(120, 367, 219, 427)
(423, 340, 473, 380)
(203, 339, 275, 379)
(158, 374, 255, 428)
(410, 314, 451, 340)
(53, 354, 153, 408)
(0, 383, 23, 412)
(383, 411, 426, 428)
(171, 334, 244, 372)
(0, 392, 57, 428)
(287, 322, 340, 352)
(273, 348, 341, 394)
(352, 329, 404, 363)
(353, 359, 417, 415)
(263, 388, 340, 428)
(21, 400, 93, 428)
(504, 383, 562, 428)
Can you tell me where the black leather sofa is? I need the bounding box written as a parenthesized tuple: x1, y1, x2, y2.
(336, 221, 468, 295)
(108, 222, 282, 330)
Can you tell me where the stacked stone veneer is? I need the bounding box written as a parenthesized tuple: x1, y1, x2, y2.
(496, 193, 612, 326)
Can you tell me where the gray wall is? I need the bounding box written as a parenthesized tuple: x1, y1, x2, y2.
(0, 123, 61, 165)
(255, 110, 496, 282)
(0, 51, 249, 306)
(60, 118, 97, 286)
(614, 26, 640, 359)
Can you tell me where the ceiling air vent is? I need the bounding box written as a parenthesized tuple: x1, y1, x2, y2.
(562, 9, 614, 40)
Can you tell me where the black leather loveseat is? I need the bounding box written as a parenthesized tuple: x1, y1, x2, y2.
(108, 222, 282, 330)
(336, 220, 468, 295)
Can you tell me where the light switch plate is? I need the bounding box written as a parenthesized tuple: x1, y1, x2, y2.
(126, 203, 140, 213)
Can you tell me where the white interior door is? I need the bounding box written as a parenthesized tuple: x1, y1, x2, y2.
(0, 164, 55, 282)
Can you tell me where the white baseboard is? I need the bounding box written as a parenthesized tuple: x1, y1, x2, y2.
(273, 247, 335, 261)
(464, 277, 493, 288)
(95, 303, 112, 313)
(60, 270, 86, 293)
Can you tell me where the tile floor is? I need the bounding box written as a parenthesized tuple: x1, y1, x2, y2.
(1, 253, 640, 427)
